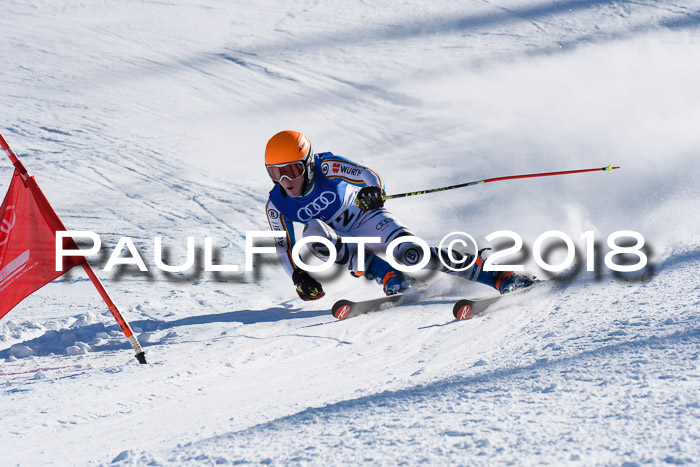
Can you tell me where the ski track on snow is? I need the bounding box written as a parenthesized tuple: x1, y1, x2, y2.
(1, 0, 699, 465)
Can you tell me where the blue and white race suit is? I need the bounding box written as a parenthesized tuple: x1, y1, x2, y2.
(265, 152, 481, 281)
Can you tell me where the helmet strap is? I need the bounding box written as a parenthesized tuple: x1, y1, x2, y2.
(302, 147, 315, 196)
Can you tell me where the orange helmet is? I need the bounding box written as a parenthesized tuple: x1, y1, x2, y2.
(265, 131, 311, 165)
(265, 131, 315, 189)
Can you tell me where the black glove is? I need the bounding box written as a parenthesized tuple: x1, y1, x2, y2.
(292, 269, 325, 301)
(356, 185, 385, 211)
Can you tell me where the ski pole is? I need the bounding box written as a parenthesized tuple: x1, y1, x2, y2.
(384, 164, 619, 200)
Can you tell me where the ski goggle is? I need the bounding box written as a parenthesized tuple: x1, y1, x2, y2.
(266, 159, 306, 182)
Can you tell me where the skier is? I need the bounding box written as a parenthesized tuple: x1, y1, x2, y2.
(264, 130, 533, 301)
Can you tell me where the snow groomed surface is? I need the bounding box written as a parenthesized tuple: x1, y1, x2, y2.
(1, 0, 699, 465)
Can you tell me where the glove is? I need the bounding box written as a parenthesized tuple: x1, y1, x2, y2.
(356, 185, 385, 211)
(292, 269, 325, 301)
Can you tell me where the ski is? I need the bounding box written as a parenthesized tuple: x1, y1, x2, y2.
(332, 294, 407, 319)
(452, 279, 547, 320)
(452, 296, 501, 320)
(334, 279, 545, 321)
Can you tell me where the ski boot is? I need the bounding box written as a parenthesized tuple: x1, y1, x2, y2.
(381, 271, 409, 296)
(493, 271, 534, 294)
(355, 255, 411, 296)
(467, 248, 534, 294)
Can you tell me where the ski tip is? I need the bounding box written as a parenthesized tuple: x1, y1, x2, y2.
(332, 301, 353, 320)
(453, 301, 472, 321)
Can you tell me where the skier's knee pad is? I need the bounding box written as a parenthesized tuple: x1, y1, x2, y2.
(302, 219, 366, 270)
(302, 219, 340, 260)
(392, 242, 475, 275)
(392, 241, 430, 268)
(303, 219, 336, 241)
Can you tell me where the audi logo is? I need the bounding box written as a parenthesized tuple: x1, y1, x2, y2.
(297, 191, 337, 222)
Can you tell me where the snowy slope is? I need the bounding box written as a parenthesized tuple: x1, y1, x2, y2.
(1, 0, 699, 465)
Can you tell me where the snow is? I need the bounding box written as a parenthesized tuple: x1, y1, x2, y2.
(1, 0, 699, 465)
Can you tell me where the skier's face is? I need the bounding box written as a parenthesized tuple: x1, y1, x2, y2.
(267, 159, 308, 197)
(279, 174, 305, 197)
